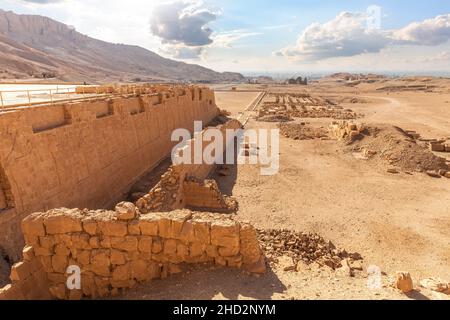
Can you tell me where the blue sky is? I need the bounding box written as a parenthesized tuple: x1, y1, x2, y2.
(2, 0, 450, 74)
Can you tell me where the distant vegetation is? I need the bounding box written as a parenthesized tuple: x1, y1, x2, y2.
(287, 77, 308, 85)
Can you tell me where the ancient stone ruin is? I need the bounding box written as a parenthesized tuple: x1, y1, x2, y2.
(257, 93, 359, 122)
(0, 84, 266, 300)
(0, 84, 217, 261)
(0, 205, 264, 300)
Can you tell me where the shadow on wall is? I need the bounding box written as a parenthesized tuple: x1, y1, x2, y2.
(0, 249, 11, 288)
(114, 265, 286, 300)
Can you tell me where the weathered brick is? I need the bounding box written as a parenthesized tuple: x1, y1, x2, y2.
(110, 236, 138, 252)
(98, 221, 128, 237)
(139, 215, 159, 236)
(211, 220, 240, 248)
(138, 236, 153, 253)
(44, 214, 82, 235)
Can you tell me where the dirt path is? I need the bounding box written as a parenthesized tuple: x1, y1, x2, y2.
(353, 93, 450, 138)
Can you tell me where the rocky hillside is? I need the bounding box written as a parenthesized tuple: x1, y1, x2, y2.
(0, 9, 244, 83)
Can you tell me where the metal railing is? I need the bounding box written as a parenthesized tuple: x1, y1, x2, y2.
(0, 86, 109, 110)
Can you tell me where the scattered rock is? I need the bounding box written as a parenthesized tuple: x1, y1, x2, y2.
(430, 142, 445, 152)
(387, 168, 399, 174)
(257, 229, 361, 271)
(335, 259, 354, 277)
(396, 272, 414, 293)
(420, 278, 450, 294)
(279, 123, 329, 141)
(348, 259, 364, 271)
(348, 252, 363, 261)
(115, 202, 138, 220)
(258, 115, 293, 123)
(277, 256, 296, 272)
(339, 124, 449, 174)
(438, 169, 447, 176)
(426, 170, 442, 178)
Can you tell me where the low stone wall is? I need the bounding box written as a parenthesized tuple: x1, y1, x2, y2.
(0, 202, 265, 300)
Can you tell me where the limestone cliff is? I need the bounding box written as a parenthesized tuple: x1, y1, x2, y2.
(0, 9, 244, 83)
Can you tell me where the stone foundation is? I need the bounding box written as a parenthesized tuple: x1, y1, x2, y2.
(0, 203, 265, 300)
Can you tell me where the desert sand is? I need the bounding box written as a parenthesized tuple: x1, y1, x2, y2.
(117, 76, 450, 300)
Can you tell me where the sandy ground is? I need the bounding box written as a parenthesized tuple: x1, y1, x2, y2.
(119, 79, 450, 300)
(214, 91, 261, 116)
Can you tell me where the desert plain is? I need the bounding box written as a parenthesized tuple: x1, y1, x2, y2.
(117, 75, 450, 300)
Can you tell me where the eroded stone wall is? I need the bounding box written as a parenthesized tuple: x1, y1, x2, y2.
(0, 86, 218, 260)
(0, 203, 265, 300)
(136, 119, 242, 213)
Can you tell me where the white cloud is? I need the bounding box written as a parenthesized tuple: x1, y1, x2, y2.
(277, 11, 390, 61)
(212, 30, 263, 48)
(393, 14, 450, 46)
(421, 50, 450, 63)
(150, 2, 263, 60)
(278, 11, 450, 61)
(20, 0, 64, 3)
(149, 1, 223, 60)
(159, 45, 204, 60)
(150, 1, 217, 47)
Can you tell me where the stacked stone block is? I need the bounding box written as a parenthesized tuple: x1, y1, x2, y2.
(0, 202, 265, 300)
(328, 121, 365, 143)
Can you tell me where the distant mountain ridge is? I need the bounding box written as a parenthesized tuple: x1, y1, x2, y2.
(0, 9, 244, 83)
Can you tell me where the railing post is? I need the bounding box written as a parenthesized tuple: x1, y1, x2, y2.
(50, 89, 53, 105)
(27, 91, 31, 106)
(0, 91, 3, 108)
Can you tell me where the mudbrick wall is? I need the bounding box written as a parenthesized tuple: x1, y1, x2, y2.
(0, 86, 218, 261)
(0, 202, 265, 300)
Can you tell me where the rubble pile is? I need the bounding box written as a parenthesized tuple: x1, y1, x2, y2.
(332, 123, 450, 177)
(257, 229, 363, 270)
(136, 166, 182, 213)
(328, 121, 366, 143)
(258, 115, 293, 123)
(279, 123, 329, 140)
(289, 107, 359, 120)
